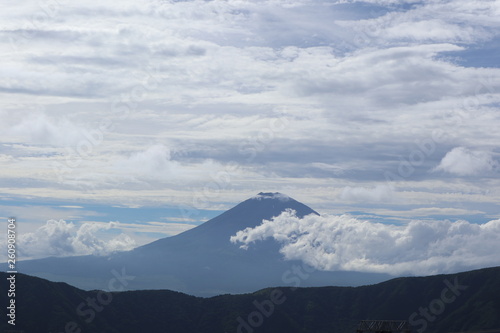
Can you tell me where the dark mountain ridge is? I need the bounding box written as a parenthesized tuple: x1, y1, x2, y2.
(1, 266, 499, 333)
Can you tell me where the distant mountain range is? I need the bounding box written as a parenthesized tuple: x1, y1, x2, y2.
(1, 266, 499, 333)
(13, 192, 391, 296)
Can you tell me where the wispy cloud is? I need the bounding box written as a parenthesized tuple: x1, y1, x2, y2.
(340, 184, 395, 203)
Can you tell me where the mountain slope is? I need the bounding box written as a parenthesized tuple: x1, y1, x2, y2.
(14, 192, 390, 296)
(1, 266, 500, 333)
(133, 191, 319, 257)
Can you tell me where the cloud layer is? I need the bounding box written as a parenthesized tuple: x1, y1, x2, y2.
(231, 209, 500, 276)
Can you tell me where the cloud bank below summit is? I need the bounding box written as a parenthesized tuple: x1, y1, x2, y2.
(231, 209, 500, 276)
(5, 220, 136, 259)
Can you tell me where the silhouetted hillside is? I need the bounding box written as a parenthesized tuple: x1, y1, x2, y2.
(1, 266, 499, 333)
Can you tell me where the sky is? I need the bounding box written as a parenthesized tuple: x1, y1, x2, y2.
(0, 0, 499, 272)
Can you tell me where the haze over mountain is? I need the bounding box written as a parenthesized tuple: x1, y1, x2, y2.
(13, 192, 390, 296)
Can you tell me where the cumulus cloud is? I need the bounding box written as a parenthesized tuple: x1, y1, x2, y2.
(14, 219, 135, 259)
(8, 112, 90, 147)
(434, 147, 498, 176)
(119, 144, 175, 175)
(231, 209, 500, 276)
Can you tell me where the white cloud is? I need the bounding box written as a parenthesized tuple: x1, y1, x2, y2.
(118, 144, 174, 175)
(7, 112, 90, 147)
(338, 0, 500, 45)
(407, 207, 484, 217)
(434, 147, 498, 176)
(231, 209, 500, 276)
(12, 219, 135, 259)
(340, 184, 394, 203)
(113, 144, 235, 183)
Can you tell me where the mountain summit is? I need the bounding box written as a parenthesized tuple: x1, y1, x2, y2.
(252, 192, 294, 201)
(138, 191, 318, 253)
(16, 192, 389, 296)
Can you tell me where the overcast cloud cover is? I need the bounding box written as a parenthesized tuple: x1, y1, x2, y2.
(0, 0, 499, 268)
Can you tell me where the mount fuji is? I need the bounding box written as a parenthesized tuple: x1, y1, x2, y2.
(15, 192, 391, 296)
